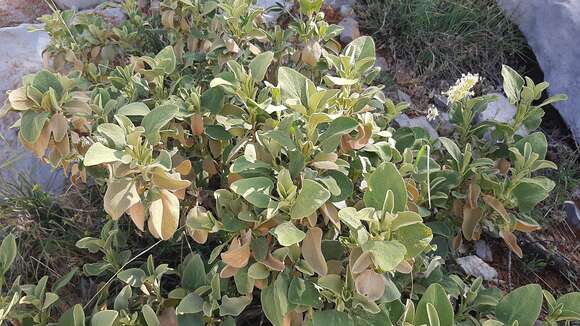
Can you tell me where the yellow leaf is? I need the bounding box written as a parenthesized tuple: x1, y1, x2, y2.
(104, 178, 141, 220)
(148, 190, 180, 240)
(151, 169, 191, 191)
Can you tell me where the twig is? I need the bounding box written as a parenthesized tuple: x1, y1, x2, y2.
(508, 250, 512, 291)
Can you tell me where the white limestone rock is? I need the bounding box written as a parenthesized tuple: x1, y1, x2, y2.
(457, 255, 498, 281)
(497, 0, 580, 142)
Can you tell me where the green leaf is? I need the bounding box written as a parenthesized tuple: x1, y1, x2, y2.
(288, 277, 322, 308)
(502, 65, 524, 104)
(57, 304, 85, 326)
(0, 233, 17, 274)
(415, 284, 454, 326)
(117, 268, 146, 287)
(278, 67, 309, 105)
(84, 143, 124, 166)
(155, 46, 177, 74)
(52, 267, 78, 292)
(205, 125, 233, 140)
(290, 180, 330, 219)
(361, 240, 406, 272)
(426, 303, 440, 326)
(142, 304, 160, 326)
(313, 310, 354, 326)
(219, 295, 252, 316)
(513, 132, 547, 160)
(142, 104, 178, 143)
(395, 223, 433, 258)
(117, 102, 150, 116)
(512, 179, 553, 213)
(272, 222, 306, 246)
(91, 310, 118, 326)
(261, 273, 290, 326)
(364, 162, 407, 213)
(496, 284, 543, 326)
(176, 293, 204, 315)
(201, 87, 225, 114)
(181, 254, 207, 290)
(324, 170, 354, 202)
(556, 292, 580, 320)
(250, 51, 274, 82)
(231, 177, 274, 208)
(33, 70, 63, 98)
(97, 123, 126, 148)
(318, 117, 358, 151)
(20, 111, 49, 143)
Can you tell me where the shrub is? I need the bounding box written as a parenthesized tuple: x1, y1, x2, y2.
(0, 0, 578, 325)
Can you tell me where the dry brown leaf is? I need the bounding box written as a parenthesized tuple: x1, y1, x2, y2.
(221, 237, 251, 268)
(191, 113, 204, 135)
(128, 202, 145, 231)
(220, 264, 240, 278)
(500, 230, 523, 258)
(467, 183, 481, 209)
(462, 206, 483, 240)
(262, 252, 285, 271)
(302, 227, 328, 276)
(482, 195, 510, 222)
(355, 270, 386, 301)
(352, 251, 372, 274)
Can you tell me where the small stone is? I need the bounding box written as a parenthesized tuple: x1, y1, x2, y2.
(375, 56, 389, 72)
(396, 89, 412, 104)
(339, 5, 354, 17)
(563, 201, 580, 231)
(456, 255, 498, 281)
(474, 240, 493, 262)
(433, 94, 448, 109)
(395, 114, 439, 140)
(338, 17, 360, 44)
(478, 93, 528, 136)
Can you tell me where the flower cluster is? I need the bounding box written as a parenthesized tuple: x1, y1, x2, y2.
(443, 72, 480, 104)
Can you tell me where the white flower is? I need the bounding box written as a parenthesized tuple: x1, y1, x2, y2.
(426, 105, 439, 121)
(442, 73, 480, 104)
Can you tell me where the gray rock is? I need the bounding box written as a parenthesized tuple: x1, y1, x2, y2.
(396, 89, 412, 104)
(339, 5, 354, 17)
(478, 93, 528, 136)
(375, 56, 389, 72)
(433, 94, 448, 109)
(497, 0, 580, 143)
(53, 0, 107, 10)
(80, 6, 126, 25)
(395, 114, 439, 140)
(456, 255, 498, 281)
(338, 17, 360, 44)
(474, 240, 493, 262)
(0, 24, 65, 194)
(325, 0, 355, 11)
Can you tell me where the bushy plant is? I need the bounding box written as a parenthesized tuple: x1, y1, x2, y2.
(1, 0, 578, 325)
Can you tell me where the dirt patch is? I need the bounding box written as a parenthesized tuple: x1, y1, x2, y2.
(0, 0, 51, 28)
